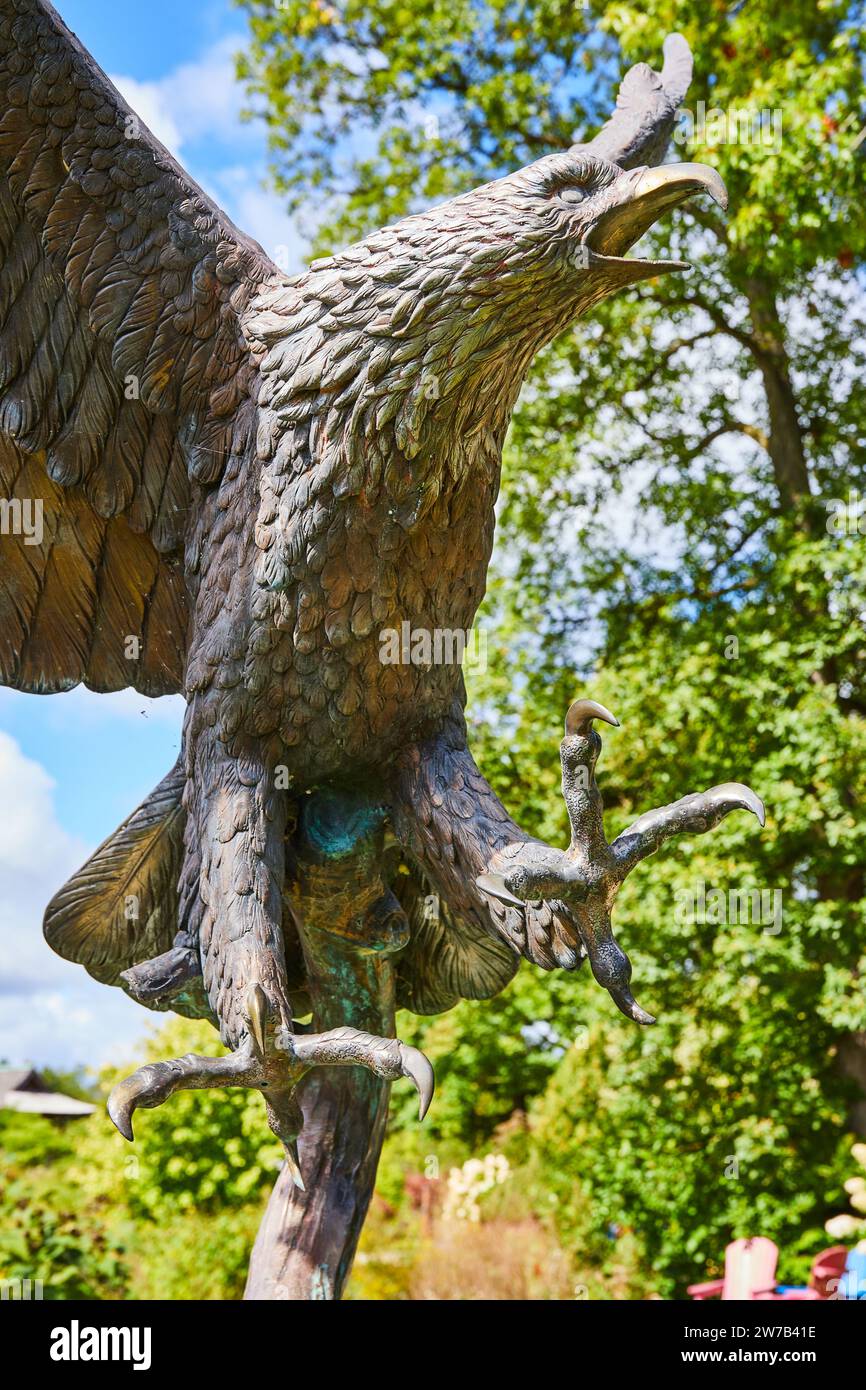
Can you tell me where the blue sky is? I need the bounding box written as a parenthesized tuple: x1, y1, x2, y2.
(0, 0, 309, 1073)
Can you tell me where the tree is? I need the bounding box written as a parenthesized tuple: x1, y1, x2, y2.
(0, 1019, 284, 1301)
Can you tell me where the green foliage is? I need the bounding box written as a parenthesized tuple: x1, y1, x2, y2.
(0, 1021, 277, 1300)
(236, 0, 603, 245)
(0, 1186, 128, 1300)
(122, 1205, 264, 1301)
(393, 969, 580, 1145)
(0, 1114, 128, 1300)
(0, 1109, 76, 1166)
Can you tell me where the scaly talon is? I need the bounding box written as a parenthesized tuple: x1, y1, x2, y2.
(107, 1048, 255, 1141)
(477, 696, 764, 1023)
(292, 1025, 436, 1120)
(106, 1018, 436, 1166)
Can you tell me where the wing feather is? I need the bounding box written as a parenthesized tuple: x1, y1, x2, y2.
(390, 853, 518, 1015)
(576, 32, 693, 170)
(0, 0, 276, 697)
(44, 760, 184, 986)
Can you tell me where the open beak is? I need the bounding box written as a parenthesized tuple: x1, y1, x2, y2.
(585, 162, 727, 274)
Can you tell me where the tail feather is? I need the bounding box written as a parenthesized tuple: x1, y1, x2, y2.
(43, 759, 211, 1020)
(389, 852, 517, 1014)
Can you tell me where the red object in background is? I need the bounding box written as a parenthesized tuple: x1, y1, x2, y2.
(808, 1245, 848, 1299)
(688, 1238, 848, 1301)
(404, 1171, 439, 1233)
(688, 1237, 780, 1300)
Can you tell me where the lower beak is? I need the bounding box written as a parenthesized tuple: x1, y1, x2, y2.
(585, 162, 728, 270)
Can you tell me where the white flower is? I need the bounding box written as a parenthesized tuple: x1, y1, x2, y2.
(441, 1153, 511, 1223)
(825, 1214, 864, 1239)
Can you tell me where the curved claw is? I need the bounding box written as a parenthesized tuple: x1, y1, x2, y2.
(108, 1063, 179, 1142)
(477, 859, 586, 907)
(107, 1076, 138, 1142)
(564, 698, 620, 736)
(585, 932, 656, 1027)
(284, 1140, 306, 1192)
(609, 985, 656, 1026)
(476, 870, 527, 908)
(702, 781, 766, 827)
(398, 1042, 435, 1121)
(246, 982, 270, 1056)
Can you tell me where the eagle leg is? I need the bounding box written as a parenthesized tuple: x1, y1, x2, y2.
(108, 760, 435, 1196)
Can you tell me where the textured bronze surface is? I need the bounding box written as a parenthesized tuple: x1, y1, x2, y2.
(478, 700, 765, 1025)
(0, 2, 762, 1298)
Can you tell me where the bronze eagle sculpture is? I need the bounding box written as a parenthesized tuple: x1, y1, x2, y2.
(0, 0, 763, 1246)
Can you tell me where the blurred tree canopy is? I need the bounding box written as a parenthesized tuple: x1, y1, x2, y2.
(231, 0, 866, 1291)
(0, 1019, 281, 1300)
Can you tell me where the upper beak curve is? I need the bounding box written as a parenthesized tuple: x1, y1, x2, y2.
(586, 162, 728, 265)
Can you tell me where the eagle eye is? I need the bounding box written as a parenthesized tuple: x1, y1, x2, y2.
(558, 187, 589, 206)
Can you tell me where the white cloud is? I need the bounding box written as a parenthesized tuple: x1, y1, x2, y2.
(0, 731, 151, 1069)
(202, 163, 306, 271)
(109, 34, 253, 162)
(0, 984, 151, 1073)
(107, 73, 182, 153)
(0, 731, 87, 877)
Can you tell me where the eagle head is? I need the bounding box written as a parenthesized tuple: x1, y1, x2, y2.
(400, 150, 728, 388)
(249, 153, 726, 468)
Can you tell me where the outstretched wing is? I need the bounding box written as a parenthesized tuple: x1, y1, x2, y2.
(0, 0, 275, 695)
(576, 32, 693, 170)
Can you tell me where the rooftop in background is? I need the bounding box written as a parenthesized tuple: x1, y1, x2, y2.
(0, 1067, 95, 1118)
